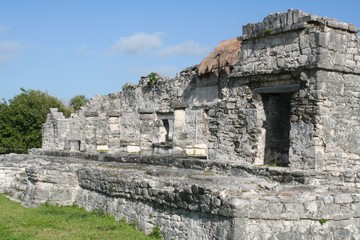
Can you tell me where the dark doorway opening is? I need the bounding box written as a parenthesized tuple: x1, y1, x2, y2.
(262, 92, 292, 167)
(162, 119, 170, 142)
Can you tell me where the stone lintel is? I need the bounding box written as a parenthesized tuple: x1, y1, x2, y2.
(140, 113, 154, 121)
(156, 111, 174, 120)
(192, 102, 216, 110)
(253, 84, 300, 94)
(230, 64, 318, 79)
(138, 108, 154, 114)
(171, 101, 189, 110)
(107, 111, 122, 117)
(156, 111, 174, 115)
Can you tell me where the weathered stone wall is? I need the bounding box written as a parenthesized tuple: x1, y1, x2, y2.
(41, 9, 360, 170)
(315, 71, 360, 170)
(0, 154, 27, 196)
(42, 108, 71, 151)
(235, 10, 360, 75)
(2, 153, 360, 239)
(76, 189, 233, 239)
(231, 9, 360, 169)
(42, 67, 203, 155)
(207, 82, 265, 164)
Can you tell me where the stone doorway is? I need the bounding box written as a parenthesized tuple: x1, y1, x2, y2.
(262, 92, 293, 167)
(162, 119, 170, 142)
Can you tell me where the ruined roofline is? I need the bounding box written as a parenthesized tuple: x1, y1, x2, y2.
(239, 9, 360, 41)
(198, 38, 240, 77)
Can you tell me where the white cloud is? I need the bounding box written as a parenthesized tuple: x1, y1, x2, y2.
(158, 41, 210, 57)
(78, 45, 92, 55)
(0, 25, 9, 35)
(112, 32, 164, 54)
(0, 41, 24, 64)
(85, 32, 209, 58)
(54, 48, 64, 54)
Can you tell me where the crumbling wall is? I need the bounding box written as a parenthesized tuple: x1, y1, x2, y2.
(42, 108, 70, 151)
(207, 81, 265, 164)
(2, 152, 360, 240)
(42, 9, 360, 170)
(231, 9, 360, 169)
(42, 67, 199, 155)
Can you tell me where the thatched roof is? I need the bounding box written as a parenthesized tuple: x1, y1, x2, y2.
(198, 38, 240, 77)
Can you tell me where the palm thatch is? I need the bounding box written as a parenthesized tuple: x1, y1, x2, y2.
(198, 38, 240, 77)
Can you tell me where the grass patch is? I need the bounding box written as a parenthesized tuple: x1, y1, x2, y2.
(0, 194, 161, 240)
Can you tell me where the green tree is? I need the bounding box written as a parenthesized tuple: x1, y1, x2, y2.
(0, 88, 71, 154)
(69, 95, 88, 112)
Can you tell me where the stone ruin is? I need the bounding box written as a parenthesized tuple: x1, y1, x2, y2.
(1, 10, 360, 239)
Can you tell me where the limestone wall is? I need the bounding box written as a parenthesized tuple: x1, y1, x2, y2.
(41, 9, 360, 171)
(230, 9, 360, 169)
(2, 153, 360, 239)
(42, 67, 206, 155)
(315, 71, 360, 170)
(76, 189, 233, 239)
(207, 83, 265, 164)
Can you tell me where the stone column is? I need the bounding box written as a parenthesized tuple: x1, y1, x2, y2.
(172, 102, 188, 155)
(139, 109, 155, 156)
(107, 111, 122, 153)
(84, 111, 98, 152)
(42, 108, 68, 150)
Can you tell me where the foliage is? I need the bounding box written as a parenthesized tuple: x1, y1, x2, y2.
(148, 72, 158, 86)
(149, 226, 163, 239)
(319, 218, 328, 225)
(69, 95, 88, 112)
(0, 88, 71, 154)
(0, 194, 161, 240)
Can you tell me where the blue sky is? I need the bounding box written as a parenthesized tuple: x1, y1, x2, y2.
(1, 0, 359, 103)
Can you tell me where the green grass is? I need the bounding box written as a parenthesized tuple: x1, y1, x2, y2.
(0, 194, 161, 240)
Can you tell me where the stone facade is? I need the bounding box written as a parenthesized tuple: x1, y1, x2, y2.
(232, 10, 360, 170)
(1, 10, 360, 240)
(41, 10, 360, 172)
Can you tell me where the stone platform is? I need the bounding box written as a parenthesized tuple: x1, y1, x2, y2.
(1, 152, 360, 239)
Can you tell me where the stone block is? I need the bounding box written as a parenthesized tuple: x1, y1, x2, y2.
(140, 113, 154, 121)
(96, 145, 108, 152)
(267, 203, 284, 214)
(126, 145, 140, 153)
(284, 203, 305, 214)
(171, 102, 189, 109)
(226, 102, 236, 109)
(334, 194, 353, 204)
(185, 147, 207, 157)
(107, 111, 122, 117)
